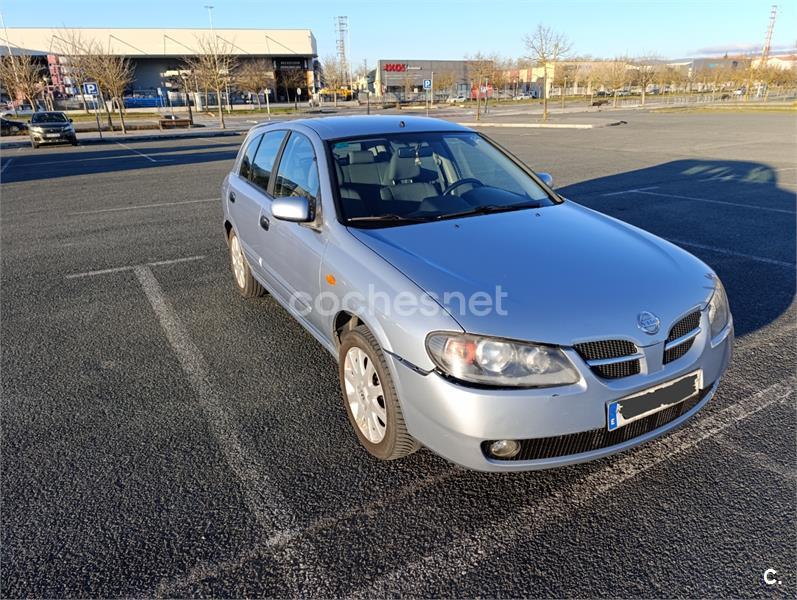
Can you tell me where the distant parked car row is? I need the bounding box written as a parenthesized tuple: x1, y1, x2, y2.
(1, 111, 78, 147)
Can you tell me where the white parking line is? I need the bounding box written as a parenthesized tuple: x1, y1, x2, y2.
(195, 136, 240, 145)
(69, 198, 216, 215)
(0, 158, 12, 175)
(116, 141, 157, 163)
(601, 186, 795, 215)
(134, 265, 304, 594)
(601, 186, 658, 197)
(65, 255, 205, 279)
(353, 379, 794, 597)
(664, 238, 795, 269)
(635, 188, 795, 215)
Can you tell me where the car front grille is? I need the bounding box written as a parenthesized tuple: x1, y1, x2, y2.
(573, 339, 640, 380)
(482, 387, 710, 462)
(663, 310, 701, 365)
(574, 339, 636, 360)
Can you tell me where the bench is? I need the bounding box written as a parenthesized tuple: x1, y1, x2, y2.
(158, 118, 191, 130)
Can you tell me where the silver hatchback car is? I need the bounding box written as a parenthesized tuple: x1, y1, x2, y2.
(221, 116, 733, 471)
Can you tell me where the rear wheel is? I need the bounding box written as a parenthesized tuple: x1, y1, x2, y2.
(228, 230, 265, 297)
(339, 326, 420, 460)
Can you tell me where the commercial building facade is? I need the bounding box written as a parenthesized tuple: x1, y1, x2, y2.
(1, 27, 318, 102)
(372, 59, 473, 98)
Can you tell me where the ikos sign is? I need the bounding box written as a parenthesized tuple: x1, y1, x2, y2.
(383, 63, 422, 72)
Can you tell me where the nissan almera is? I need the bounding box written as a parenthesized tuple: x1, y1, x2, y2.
(221, 116, 732, 471)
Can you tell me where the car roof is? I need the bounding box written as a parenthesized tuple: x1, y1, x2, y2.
(255, 115, 472, 141)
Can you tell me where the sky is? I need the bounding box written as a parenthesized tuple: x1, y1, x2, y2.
(1, 0, 794, 65)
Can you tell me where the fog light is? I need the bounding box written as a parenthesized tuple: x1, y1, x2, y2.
(489, 439, 520, 458)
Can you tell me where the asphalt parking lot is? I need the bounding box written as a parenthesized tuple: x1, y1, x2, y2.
(1, 110, 795, 597)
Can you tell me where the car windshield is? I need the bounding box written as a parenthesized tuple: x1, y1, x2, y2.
(31, 113, 67, 123)
(330, 131, 557, 226)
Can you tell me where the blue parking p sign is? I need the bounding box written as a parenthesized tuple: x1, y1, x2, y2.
(423, 79, 432, 90)
(83, 82, 98, 95)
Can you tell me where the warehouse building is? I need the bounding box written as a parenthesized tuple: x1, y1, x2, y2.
(372, 59, 474, 99)
(1, 27, 318, 102)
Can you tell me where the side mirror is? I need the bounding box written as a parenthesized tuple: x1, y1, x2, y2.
(69, 118, 73, 122)
(538, 172, 554, 188)
(272, 196, 313, 223)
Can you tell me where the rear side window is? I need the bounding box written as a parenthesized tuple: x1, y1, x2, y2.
(251, 130, 287, 192)
(239, 133, 262, 180)
(273, 133, 319, 201)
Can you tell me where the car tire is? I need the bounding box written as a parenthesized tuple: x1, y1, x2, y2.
(338, 325, 421, 461)
(228, 229, 265, 298)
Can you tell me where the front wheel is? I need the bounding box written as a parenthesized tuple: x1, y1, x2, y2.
(338, 326, 420, 460)
(228, 230, 265, 298)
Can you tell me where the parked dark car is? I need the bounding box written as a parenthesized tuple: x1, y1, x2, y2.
(0, 117, 27, 136)
(28, 111, 77, 148)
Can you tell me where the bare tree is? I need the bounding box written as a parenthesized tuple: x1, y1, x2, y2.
(280, 67, 308, 110)
(52, 29, 92, 113)
(184, 35, 237, 128)
(0, 54, 45, 111)
(434, 69, 456, 97)
(600, 58, 628, 106)
(523, 24, 572, 120)
(466, 52, 493, 119)
(632, 54, 659, 105)
(235, 59, 274, 109)
(321, 55, 345, 106)
(83, 41, 134, 133)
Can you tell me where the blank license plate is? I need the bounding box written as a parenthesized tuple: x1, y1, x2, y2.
(46, 133, 61, 138)
(607, 371, 701, 431)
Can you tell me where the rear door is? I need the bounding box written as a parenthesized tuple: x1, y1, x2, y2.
(227, 129, 288, 282)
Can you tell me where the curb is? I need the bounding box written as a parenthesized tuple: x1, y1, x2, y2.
(0, 128, 246, 149)
(458, 121, 625, 129)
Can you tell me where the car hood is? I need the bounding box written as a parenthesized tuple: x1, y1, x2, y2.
(347, 202, 714, 346)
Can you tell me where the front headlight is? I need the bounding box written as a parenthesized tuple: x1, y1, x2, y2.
(708, 279, 730, 338)
(30, 126, 44, 133)
(426, 332, 580, 388)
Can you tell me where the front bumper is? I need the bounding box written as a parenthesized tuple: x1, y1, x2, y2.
(30, 130, 77, 144)
(388, 318, 733, 472)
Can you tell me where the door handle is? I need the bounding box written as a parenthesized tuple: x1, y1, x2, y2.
(229, 191, 236, 203)
(259, 215, 270, 231)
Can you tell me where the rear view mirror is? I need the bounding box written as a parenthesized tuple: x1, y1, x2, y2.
(272, 196, 313, 223)
(538, 172, 554, 188)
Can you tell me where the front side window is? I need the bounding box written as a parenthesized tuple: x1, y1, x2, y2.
(250, 130, 287, 191)
(273, 133, 319, 201)
(329, 131, 556, 226)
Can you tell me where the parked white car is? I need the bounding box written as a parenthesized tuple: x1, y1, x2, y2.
(446, 96, 469, 104)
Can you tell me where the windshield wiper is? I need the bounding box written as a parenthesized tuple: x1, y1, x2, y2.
(347, 213, 431, 224)
(433, 201, 540, 221)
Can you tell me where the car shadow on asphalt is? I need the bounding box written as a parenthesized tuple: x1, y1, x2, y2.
(0, 142, 242, 183)
(558, 159, 796, 339)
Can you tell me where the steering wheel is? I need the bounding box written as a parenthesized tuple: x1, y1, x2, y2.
(442, 178, 483, 196)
